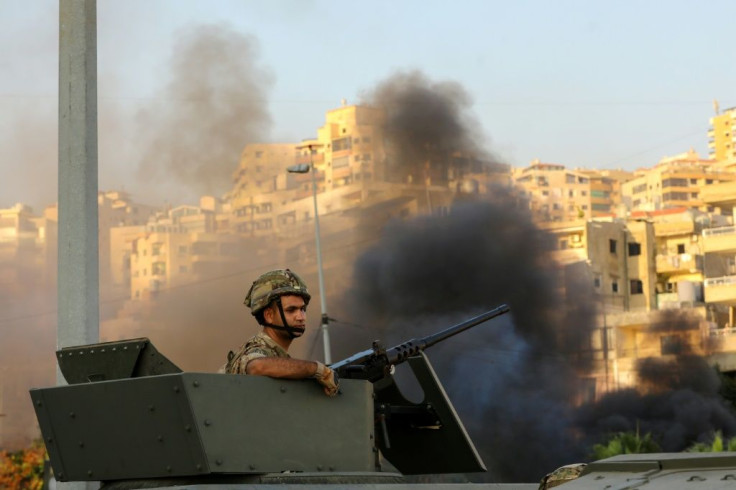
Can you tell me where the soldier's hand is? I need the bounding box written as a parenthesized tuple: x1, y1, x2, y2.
(313, 361, 339, 397)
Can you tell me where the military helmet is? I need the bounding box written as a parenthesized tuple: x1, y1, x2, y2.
(244, 269, 311, 315)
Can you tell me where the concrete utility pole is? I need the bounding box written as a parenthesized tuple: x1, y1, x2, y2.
(58, 0, 98, 370)
(58, 2, 98, 488)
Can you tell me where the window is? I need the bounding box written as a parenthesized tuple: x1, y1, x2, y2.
(690, 178, 697, 185)
(151, 243, 162, 256)
(332, 137, 352, 152)
(660, 335, 683, 355)
(633, 184, 647, 194)
(662, 178, 688, 188)
(628, 242, 641, 256)
(152, 262, 166, 276)
(612, 280, 619, 293)
(594, 275, 601, 289)
(630, 279, 643, 294)
(663, 192, 688, 201)
(559, 240, 568, 250)
(677, 243, 685, 254)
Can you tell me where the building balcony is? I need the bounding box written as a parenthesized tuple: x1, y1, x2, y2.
(703, 226, 736, 253)
(655, 253, 703, 274)
(704, 275, 736, 305)
(701, 181, 736, 213)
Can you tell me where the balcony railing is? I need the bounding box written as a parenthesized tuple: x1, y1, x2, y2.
(704, 225, 736, 237)
(705, 275, 736, 287)
(709, 327, 736, 337)
(655, 253, 703, 273)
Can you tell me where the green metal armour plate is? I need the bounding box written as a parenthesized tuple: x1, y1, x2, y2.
(31, 374, 374, 482)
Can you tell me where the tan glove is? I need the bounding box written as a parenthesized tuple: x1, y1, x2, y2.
(313, 361, 339, 397)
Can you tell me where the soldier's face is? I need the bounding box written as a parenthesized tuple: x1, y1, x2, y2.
(265, 295, 307, 336)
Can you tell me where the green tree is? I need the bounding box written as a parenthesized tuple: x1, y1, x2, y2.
(592, 429, 661, 460)
(687, 431, 736, 452)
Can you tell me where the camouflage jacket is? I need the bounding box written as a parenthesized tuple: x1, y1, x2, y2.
(222, 331, 290, 374)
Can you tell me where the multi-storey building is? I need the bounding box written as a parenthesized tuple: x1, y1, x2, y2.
(700, 182, 736, 329)
(621, 150, 736, 212)
(543, 209, 735, 397)
(580, 169, 634, 217)
(708, 106, 736, 161)
(0, 203, 56, 292)
(129, 201, 239, 300)
(513, 161, 595, 221)
(98, 191, 158, 296)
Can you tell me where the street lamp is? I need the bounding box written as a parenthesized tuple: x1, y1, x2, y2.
(287, 146, 332, 364)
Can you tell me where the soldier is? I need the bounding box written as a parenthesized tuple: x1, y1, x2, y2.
(223, 269, 339, 397)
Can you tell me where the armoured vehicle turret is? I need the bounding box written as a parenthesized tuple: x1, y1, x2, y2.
(31, 306, 526, 488)
(30, 303, 736, 489)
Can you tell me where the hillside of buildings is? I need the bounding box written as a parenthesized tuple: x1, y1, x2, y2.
(3, 102, 736, 481)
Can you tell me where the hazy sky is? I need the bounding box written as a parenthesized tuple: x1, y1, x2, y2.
(2, 0, 736, 211)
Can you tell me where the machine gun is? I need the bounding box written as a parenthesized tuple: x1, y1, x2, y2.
(331, 303, 510, 383)
(329, 304, 510, 473)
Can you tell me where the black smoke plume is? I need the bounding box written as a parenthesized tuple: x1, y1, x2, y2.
(362, 71, 498, 184)
(136, 24, 274, 203)
(332, 196, 595, 482)
(576, 309, 736, 452)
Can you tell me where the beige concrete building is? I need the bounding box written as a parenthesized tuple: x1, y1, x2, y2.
(544, 210, 732, 396)
(621, 150, 736, 213)
(0, 203, 56, 291)
(708, 105, 736, 161)
(129, 200, 239, 300)
(513, 161, 598, 222)
(700, 182, 736, 329)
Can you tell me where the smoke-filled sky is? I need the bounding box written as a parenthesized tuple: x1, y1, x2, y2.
(3, 0, 736, 210)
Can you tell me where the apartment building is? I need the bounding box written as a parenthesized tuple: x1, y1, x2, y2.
(708, 106, 736, 161)
(580, 168, 634, 217)
(543, 212, 729, 395)
(513, 161, 596, 221)
(129, 202, 240, 300)
(315, 104, 387, 190)
(0, 203, 56, 291)
(700, 183, 736, 329)
(98, 191, 158, 294)
(621, 150, 736, 212)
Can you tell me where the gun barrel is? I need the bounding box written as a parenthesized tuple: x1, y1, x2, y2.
(386, 304, 510, 364)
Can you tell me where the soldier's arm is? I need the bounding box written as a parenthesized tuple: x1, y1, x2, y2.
(246, 357, 318, 379)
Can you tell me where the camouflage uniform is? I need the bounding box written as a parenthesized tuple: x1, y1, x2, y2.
(538, 463, 587, 489)
(223, 331, 290, 374)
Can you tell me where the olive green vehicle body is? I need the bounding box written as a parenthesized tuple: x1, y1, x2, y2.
(30, 338, 499, 488)
(31, 337, 736, 489)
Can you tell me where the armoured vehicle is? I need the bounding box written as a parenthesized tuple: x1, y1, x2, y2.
(30, 302, 736, 489)
(31, 306, 529, 488)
